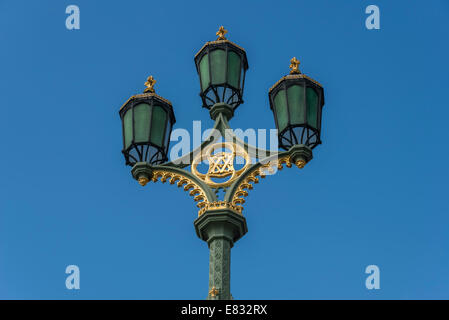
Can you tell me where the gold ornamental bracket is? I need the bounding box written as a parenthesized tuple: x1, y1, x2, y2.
(228, 155, 293, 208)
(223, 146, 311, 213)
(191, 142, 252, 188)
(131, 162, 219, 216)
(150, 169, 209, 210)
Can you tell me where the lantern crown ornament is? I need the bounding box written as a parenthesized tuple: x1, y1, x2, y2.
(194, 26, 249, 111)
(289, 57, 300, 74)
(269, 57, 325, 150)
(119, 76, 176, 167)
(216, 26, 228, 40)
(144, 75, 156, 93)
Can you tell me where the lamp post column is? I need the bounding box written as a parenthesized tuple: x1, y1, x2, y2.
(194, 208, 248, 300)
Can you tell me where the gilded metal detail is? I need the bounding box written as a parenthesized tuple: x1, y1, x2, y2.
(138, 177, 150, 186)
(208, 152, 234, 177)
(144, 75, 156, 93)
(151, 170, 208, 211)
(209, 286, 219, 297)
(289, 57, 300, 74)
(295, 159, 306, 169)
(230, 156, 295, 211)
(191, 142, 251, 188)
(216, 26, 228, 40)
(198, 201, 242, 216)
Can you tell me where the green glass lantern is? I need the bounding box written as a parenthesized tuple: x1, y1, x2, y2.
(269, 57, 325, 150)
(194, 26, 249, 110)
(119, 76, 176, 166)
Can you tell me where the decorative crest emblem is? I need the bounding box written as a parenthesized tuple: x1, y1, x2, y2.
(191, 142, 251, 188)
(208, 152, 234, 178)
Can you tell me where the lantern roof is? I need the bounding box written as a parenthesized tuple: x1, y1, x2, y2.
(269, 57, 323, 95)
(119, 76, 176, 124)
(119, 92, 173, 112)
(194, 27, 249, 70)
(268, 73, 323, 93)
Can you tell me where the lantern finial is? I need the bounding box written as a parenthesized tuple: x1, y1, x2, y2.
(144, 75, 156, 93)
(289, 57, 301, 74)
(216, 26, 228, 40)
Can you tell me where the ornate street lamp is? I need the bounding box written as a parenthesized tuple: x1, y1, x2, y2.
(118, 27, 326, 299)
(194, 26, 249, 113)
(119, 76, 176, 170)
(269, 57, 325, 152)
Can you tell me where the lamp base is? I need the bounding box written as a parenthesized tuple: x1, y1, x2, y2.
(289, 144, 313, 168)
(209, 103, 234, 121)
(131, 162, 154, 186)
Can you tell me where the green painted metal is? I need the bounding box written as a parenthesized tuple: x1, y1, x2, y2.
(130, 105, 313, 300)
(207, 237, 231, 300)
(223, 150, 290, 204)
(209, 103, 234, 121)
(131, 162, 218, 204)
(289, 144, 313, 164)
(194, 209, 247, 300)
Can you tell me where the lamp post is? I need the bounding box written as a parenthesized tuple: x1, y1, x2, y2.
(119, 27, 325, 300)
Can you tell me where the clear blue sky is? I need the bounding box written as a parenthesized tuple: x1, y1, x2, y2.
(0, 0, 448, 299)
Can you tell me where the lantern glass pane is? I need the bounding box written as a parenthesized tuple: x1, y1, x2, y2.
(199, 54, 210, 91)
(306, 87, 318, 128)
(210, 49, 226, 85)
(164, 122, 172, 151)
(227, 51, 241, 88)
(274, 90, 288, 132)
(287, 85, 305, 125)
(150, 105, 167, 147)
(134, 103, 151, 143)
(123, 108, 133, 149)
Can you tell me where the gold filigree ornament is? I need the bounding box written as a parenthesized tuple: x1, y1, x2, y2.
(230, 155, 294, 210)
(150, 170, 208, 211)
(191, 142, 251, 188)
(198, 201, 242, 216)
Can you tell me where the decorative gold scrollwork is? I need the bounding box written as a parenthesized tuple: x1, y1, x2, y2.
(230, 156, 294, 211)
(198, 201, 242, 216)
(191, 142, 251, 188)
(151, 170, 208, 210)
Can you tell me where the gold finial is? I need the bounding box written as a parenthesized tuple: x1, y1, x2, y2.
(138, 176, 149, 186)
(209, 286, 219, 297)
(289, 57, 301, 74)
(216, 26, 228, 40)
(295, 159, 306, 169)
(144, 75, 156, 93)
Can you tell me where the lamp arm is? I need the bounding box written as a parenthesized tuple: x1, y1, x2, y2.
(223, 150, 292, 209)
(162, 113, 225, 169)
(219, 115, 280, 159)
(147, 164, 218, 210)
